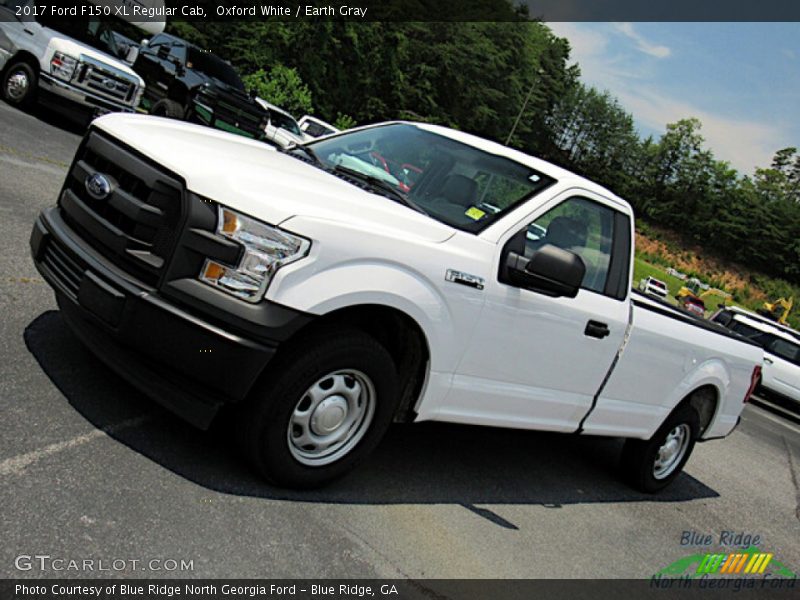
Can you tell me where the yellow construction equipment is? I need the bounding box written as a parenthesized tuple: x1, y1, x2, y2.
(757, 297, 793, 325)
(675, 278, 705, 301)
(675, 278, 731, 315)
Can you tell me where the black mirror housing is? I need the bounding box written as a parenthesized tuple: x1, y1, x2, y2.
(506, 244, 585, 298)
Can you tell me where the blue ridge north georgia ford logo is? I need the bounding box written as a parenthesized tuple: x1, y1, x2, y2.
(85, 173, 112, 201)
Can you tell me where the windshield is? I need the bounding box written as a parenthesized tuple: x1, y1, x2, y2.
(187, 47, 244, 90)
(271, 111, 303, 137)
(303, 120, 336, 137)
(304, 124, 555, 232)
(38, 8, 121, 58)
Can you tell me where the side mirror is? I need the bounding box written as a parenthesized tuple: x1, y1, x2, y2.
(140, 38, 150, 47)
(125, 45, 140, 65)
(506, 244, 585, 298)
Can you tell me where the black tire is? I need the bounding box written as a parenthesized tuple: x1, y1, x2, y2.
(151, 99, 185, 119)
(621, 404, 700, 493)
(2, 60, 37, 107)
(238, 329, 399, 489)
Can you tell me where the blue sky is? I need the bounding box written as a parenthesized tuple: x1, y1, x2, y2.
(546, 23, 800, 175)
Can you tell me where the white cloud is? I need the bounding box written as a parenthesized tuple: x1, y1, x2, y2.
(613, 22, 671, 58)
(546, 22, 788, 173)
(613, 87, 780, 173)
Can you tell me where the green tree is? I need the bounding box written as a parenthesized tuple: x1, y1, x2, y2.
(241, 65, 314, 115)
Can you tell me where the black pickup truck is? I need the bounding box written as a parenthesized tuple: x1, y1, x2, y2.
(130, 32, 268, 140)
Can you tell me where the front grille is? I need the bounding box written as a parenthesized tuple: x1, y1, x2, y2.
(41, 238, 85, 300)
(59, 132, 185, 286)
(73, 59, 137, 105)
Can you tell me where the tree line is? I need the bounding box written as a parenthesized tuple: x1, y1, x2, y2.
(168, 16, 800, 287)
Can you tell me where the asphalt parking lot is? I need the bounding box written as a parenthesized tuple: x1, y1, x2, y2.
(1, 100, 799, 580)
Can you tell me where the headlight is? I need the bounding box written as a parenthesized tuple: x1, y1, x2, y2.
(200, 206, 310, 302)
(50, 52, 78, 81)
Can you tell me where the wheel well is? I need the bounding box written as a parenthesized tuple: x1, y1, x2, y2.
(2, 51, 39, 77)
(288, 305, 430, 423)
(679, 385, 719, 436)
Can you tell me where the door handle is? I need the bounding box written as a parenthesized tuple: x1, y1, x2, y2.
(585, 320, 610, 339)
(764, 357, 774, 365)
(24, 28, 34, 36)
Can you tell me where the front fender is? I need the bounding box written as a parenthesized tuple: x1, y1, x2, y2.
(270, 258, 458, 372)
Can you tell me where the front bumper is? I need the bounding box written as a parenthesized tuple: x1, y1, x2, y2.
(30, 207, 309, 429)
(38, 73, 136, 118)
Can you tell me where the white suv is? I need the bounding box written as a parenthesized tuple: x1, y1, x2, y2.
(638, 275, 668, 299)
(713, 310, 800, 406)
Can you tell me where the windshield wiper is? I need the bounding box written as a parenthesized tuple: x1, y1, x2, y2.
(285, 143, 321, 165)
(331, 165, 427, 215)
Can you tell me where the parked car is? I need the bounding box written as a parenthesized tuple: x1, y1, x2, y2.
(129, 32, 268, 140)
(638, 276, 668, 299)
(711, 309, 800, 406)
(298, 115, 339, 139)
(254, 98, 310, 149)
(0, 0, 160, 122)
(30, 117, 763, 493)
(679, 294, 706, 317)
(717, 305, 800, 342)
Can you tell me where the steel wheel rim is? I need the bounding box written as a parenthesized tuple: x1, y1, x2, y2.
(287, 369, 376, 466)
(653, 423, 691, 479)
(6, 70, 29, 101)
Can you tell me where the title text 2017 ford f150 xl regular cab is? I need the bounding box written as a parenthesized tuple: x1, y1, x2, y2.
(29, 116, 763, 492)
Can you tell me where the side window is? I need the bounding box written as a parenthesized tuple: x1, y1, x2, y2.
(524, 197, 616, 295)
(147, 34, 169, 56)
(169, 43, 186, 64)
(765, 338, 800, 365)
(712, 310, 734, 327)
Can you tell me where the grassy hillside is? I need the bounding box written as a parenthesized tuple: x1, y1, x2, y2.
(633, 222, 799, 328)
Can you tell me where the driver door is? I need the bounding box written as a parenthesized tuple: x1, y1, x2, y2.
(442, 191, 632, 432)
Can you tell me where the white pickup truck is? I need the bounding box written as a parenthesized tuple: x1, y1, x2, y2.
(29, 115, 763, 492)
(0, 0, 162, 120)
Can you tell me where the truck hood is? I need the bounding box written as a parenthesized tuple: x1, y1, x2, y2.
(46, 36, 142, 85)
(92, 114, 456, 243)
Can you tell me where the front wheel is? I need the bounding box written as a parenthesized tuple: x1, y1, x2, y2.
(151, 98, 185, 119)
(238, 330, 399, 488)
(2, 61, 37, 106)
(621, 404, 700, 493)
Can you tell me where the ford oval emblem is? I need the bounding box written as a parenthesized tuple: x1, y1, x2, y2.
(85, 173, 112, 200)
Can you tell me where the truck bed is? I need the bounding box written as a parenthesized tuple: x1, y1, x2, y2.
(579, 290, 762, 440)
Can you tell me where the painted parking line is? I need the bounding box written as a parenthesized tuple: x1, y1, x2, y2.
(0, 415, 150, 477)
(0, 153, 67, 176)
(746, 401, 800, 435)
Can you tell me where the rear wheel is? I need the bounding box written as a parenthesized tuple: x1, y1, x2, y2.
(151, 98, 185, 119)
(2, 60, 37, 106)
(238, 330, 399, 488)
(621, 404, 700, 493)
